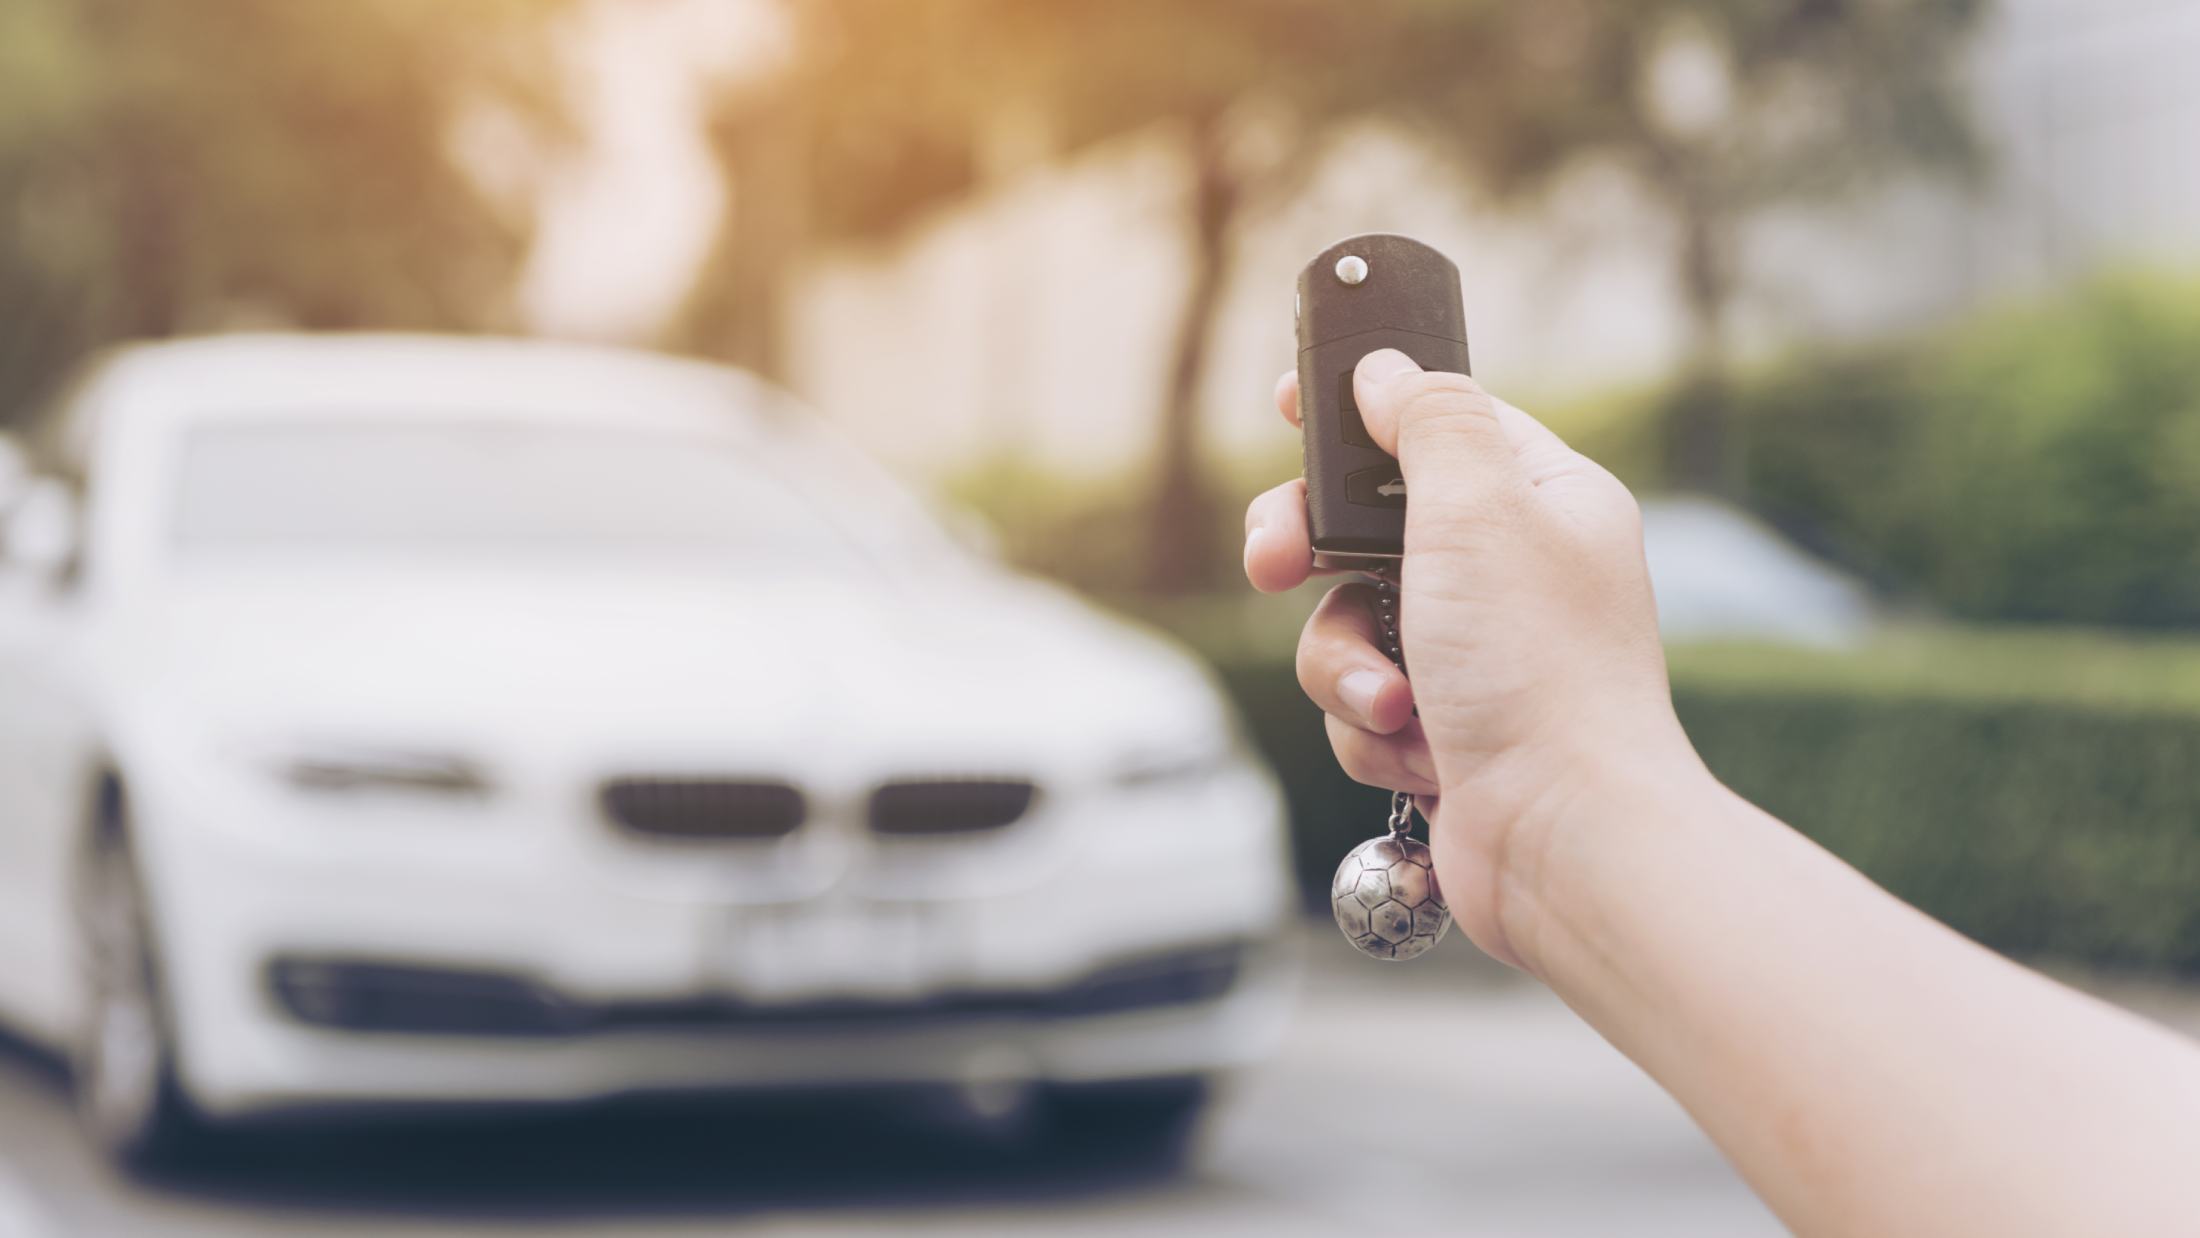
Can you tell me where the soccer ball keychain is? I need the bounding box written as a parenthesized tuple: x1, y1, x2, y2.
(1327, 568, 1449, 959)
(1293, 234, 1473, 961)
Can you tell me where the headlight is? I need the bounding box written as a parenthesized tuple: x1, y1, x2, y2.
(269, 744, 493, 798)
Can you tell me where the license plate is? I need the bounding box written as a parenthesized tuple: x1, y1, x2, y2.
(723, 899, 944, 1003)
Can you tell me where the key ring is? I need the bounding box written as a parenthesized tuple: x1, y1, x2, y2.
(1387, 790, 1415, 838)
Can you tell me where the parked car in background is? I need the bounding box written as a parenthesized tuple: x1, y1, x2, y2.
(0, 334, 1295, 1170)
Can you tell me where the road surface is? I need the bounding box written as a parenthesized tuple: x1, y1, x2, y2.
(0, 923, 2189, 1237)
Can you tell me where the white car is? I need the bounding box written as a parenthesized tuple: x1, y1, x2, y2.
(0, 334, 1295, 1169)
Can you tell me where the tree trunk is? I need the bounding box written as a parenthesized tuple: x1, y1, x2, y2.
(114, 141, 184, 341)
(678, 95, 809, 382)
(1665, 191, 1734, 495)
(1143, 116, 1240, 595)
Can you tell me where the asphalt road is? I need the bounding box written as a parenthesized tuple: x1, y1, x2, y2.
(2, 925, 2188, 1238)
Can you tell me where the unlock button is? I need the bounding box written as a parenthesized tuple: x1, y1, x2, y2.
(1346, 468, 1408, 508)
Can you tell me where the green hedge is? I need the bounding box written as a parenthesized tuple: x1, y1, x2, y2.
(1209, 628, 2200, 975)
(1725, 272, 2200, 628)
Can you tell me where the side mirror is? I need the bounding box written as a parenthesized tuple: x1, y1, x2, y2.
(3, 477, 79, 582)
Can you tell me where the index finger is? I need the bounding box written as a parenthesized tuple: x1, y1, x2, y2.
(1245, 478, 1315, 593)
(1275, 370, 1300, 427)
(1245, 476, 1355, 593)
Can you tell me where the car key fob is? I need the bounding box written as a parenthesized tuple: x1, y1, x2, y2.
(1296, 233, 1470, 569)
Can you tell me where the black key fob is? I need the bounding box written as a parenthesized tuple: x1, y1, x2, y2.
(1296, 233, 1470, 569)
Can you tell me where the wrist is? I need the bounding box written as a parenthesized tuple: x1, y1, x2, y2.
(1486, 743, 1726, 980)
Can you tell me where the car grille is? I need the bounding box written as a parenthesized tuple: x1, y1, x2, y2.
(868, 778, 1037, 836)
(599, 777, 807, 841)
(265, 942, 1252, 1036)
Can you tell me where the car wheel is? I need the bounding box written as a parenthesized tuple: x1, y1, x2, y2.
(1043, 1075, 1212, 1165)
(73, 831, 206, 1172)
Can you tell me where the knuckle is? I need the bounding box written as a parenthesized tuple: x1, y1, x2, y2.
(1403, 466, 1524, 537)
(1611, 485, 1644, 534)
(1245, 479, 1299, 535)
(1326, 712, 1440, 794)
(1293, 633, 1324, 697)
(1584, 473, 1644, 541)
(1327, 722, 1392, 789)
(1612, 471, 1643, 517)
(1295, 594, 1373, 697)
(1294, 619, 1345, 697)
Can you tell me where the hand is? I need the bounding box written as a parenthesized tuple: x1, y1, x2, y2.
(1244, 350, 1699, 969)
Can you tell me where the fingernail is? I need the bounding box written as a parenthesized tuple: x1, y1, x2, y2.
(1338, 669, 1387, 724)
(1357, 349, 1421, 387)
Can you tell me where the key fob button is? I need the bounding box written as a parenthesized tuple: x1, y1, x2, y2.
(1340, 407, 1376, 448)
(1346, 468, 1408, 508)
(1337, 372, 1377, 446)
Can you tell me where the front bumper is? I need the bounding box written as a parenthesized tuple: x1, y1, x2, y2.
(206, 944, 1292, 1113)
(130, 756, 1296, 1116)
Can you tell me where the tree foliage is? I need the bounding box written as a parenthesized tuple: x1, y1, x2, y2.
(0, 0, 572, 423)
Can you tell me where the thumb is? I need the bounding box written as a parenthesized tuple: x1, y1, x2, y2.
(1353, 349, 1523, 524)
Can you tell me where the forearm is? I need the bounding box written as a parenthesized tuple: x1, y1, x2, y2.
(1508, 766, 2200, 1237)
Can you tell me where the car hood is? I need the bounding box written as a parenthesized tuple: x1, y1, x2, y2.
(108, 563, 1225, 779)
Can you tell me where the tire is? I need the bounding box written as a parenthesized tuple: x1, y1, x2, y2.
(72, 827, 208, 1173)
(1042, 1075, 1212, 1165)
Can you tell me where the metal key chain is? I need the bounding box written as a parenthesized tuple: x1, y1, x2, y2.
(1329, 567, 1452, 960)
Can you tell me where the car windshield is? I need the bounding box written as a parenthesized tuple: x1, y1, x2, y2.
(171, 420, 876, 565)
